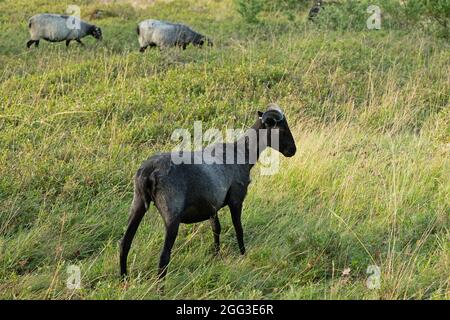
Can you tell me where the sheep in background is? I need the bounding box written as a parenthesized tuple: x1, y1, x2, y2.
(27, 14, 102, 48)
(308, 1, 323, 21)
(137, 19, 212, 52)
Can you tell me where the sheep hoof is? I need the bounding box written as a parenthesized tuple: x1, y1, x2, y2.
(213, 250, 221, 258)
(156, 283, 165, 295)
(120, 272, 129, 282)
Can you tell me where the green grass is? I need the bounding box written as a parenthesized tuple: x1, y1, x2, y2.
(0, 0, 449, 299)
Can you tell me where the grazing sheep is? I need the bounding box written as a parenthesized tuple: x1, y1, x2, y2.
(308, 1, 323, 21)
(137, 19, 212, 52)
(26, 14, 102, 48)
(120, 104, 297, 282)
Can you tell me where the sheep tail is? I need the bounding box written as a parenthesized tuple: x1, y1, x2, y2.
(28, 20, 32, 29)
(136, 25, 140, 35)
(135, 168, 156, 210)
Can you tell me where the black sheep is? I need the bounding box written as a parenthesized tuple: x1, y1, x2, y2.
(119, 104, 297, 282)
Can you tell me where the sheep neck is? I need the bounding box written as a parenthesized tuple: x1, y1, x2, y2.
(234, 119, 268, 170)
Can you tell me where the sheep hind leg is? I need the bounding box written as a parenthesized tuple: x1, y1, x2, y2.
(229, 202, 245, 255)
(119, 193, 147, 278)
(209, 214, 221, 256)
(65, 39, 71, 47)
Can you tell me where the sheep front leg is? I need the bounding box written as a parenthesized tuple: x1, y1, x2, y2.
(140, 43, 157, 53)
(26, 40, 39, 48)
(76, 39, 85, 46)
(229, 202, 245, 254)
(209, 214, 221, 255)
(158, 221, 180, 281)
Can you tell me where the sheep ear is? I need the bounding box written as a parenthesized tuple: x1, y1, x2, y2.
(257, 111, 264, 119)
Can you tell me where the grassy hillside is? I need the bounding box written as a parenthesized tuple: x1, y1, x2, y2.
(0, 0, 449, 299)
